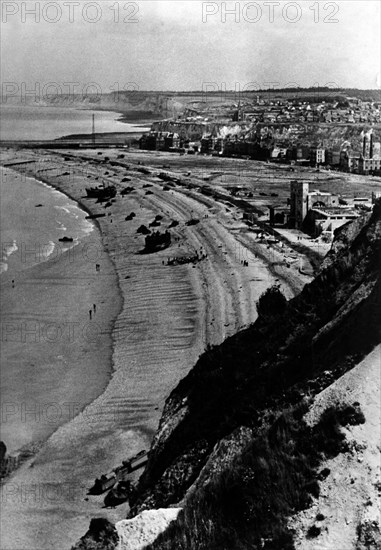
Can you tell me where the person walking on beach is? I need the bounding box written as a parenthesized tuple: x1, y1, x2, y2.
(93, 304, 96, 314)
(11, 279, 15, 288)
(89, 310, 92, 320)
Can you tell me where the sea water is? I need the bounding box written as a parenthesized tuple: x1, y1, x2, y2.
(0, 167, 94, 276)
(0, 104, 149, 141)
(0, 167, 97, 451)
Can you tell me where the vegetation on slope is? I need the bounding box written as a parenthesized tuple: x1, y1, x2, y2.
(73, 203, 380, 550)
(145, 403, 366, 550)
(130, 203, 381, 518)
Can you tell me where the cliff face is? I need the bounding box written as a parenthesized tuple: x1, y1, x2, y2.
(129, 202, 381, 530)
(73, 204, 381, 550)
(4, 91, 169, 117)
(150, 120, 226, 140)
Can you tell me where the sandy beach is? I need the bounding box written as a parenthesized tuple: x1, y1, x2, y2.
(0, 147, 312, 549)
(0, 230, 121, 452)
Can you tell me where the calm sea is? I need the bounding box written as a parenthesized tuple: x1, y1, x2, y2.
(0, 167, 94, 275)
(0, 104, 149, 141)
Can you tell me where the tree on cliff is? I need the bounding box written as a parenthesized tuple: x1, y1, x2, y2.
(256, 285, 287, 319)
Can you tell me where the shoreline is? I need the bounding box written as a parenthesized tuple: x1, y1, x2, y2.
(57, 130, 146, 140)
(0, 104, 153, 145)
(0, 146, 309, 549)
(0, 167, 123, 456)
(0, 149, 210, 549)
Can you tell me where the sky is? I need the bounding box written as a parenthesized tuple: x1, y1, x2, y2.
(1, 0, 380, 93)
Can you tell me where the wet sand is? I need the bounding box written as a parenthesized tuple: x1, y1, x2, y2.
(0, 147, 309, 549)
(0, 233, 121, 453)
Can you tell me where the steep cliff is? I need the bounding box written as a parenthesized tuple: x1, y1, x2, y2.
(124, 203, 381, 549)
(74, 203, 380, 550)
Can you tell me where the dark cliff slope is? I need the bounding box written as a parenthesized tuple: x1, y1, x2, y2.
(130, 202, 381, 523)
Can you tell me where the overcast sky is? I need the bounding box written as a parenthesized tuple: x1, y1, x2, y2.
(1, 0, 380, 92)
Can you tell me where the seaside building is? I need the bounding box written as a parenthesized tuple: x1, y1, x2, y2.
(306, 207, 359, 239)
(359, 157, 381, 175)
(290, 181, 309, 228)
(269, 205, 289, 226)
(290, 181, 339, 228)
(139, 133, 157, 151)
(340, 131, 381, 175)
(271, 147, 288, 161)
(289, 180, 353, 237)
(139, 131, 182, 152)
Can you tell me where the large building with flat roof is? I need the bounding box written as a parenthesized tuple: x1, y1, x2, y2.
(289, 181, 339, 229)
(289, 181, 359, 238)
(307, 207, 359, 238)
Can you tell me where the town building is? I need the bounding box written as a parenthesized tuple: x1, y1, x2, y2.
(269, 205, 289, 226)
(316, 148, 326, 164)
(359, 157, 381, 175)
(306, 207, 359, 239)
(290, 181, 309, 227)
(289, 181, 355, 238)
(290, 181, 340, 229)
(139, 131, 182, 152)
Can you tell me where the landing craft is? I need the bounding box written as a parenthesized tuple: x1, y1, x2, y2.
(85, 184, 116, 200)
(89, 473, 116, 495)
(89, 451, 148, 495)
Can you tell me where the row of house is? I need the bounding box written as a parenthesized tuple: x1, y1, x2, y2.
(139, 126, 381, 175)
(197, 132, 381, 174)
(139, 132, 182, 151)
(233, 97, 381, 126)
(173, 94, 381, 128)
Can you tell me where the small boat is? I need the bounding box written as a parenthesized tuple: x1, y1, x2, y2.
(144, 231, 171, 253)
(85, 185, 116, 200)
(85, 213, 106, 220)
(59, 236, 74, 243)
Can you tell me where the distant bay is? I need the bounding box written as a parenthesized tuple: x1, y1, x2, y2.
(0, 104, 149, 141)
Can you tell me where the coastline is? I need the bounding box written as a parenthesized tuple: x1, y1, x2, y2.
(0, 168, 123, 454)
(0, 104, 152, 144)
(0, 145, 308, 549)
(0, 162, 124, 548)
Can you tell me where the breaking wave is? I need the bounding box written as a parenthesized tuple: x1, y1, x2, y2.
(1, 240, 18, 274)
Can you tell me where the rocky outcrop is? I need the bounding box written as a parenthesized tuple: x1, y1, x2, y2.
(72, 518, 118, 550)
(116, 508, 182, 550)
